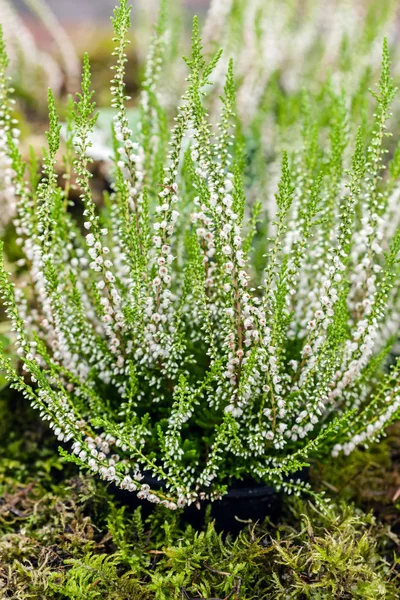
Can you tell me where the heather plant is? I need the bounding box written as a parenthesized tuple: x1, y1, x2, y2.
(98, 0, 400, 231)
(201, 0, 400, 217)
(2, 0, 400, 511)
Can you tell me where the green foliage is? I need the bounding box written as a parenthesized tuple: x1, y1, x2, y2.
(266, 503, 399, 599)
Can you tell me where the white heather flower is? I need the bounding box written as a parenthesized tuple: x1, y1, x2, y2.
(224, 404, 243, 418)
(86, 234, 95, 246)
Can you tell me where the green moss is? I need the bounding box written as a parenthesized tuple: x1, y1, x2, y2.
(312, 423, 400, 522)
(1, 478, 399, 598)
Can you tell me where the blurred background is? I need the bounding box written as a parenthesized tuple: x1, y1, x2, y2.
(13, 0, 209, 21)
(2, 0, 210, 114)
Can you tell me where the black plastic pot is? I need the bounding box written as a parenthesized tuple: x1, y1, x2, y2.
(209, 480, 283, 533)
(110, 471, 308, 534)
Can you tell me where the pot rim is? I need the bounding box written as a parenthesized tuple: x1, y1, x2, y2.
(140, 475, 281, 499)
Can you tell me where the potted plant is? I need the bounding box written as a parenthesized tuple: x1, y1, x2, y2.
(1, 1, 400, 522)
